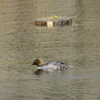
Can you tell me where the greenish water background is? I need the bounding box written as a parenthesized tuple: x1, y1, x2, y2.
(0, 0, 100, 100)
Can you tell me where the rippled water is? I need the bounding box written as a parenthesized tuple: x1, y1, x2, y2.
(0, 0, 100, 100)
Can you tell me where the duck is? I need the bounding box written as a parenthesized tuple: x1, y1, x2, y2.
(32, 59, 68, 72)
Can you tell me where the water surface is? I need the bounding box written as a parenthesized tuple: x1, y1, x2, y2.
(0, 0, 100, 100)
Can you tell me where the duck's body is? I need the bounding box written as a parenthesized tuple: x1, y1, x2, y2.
(32, 59, 68, 72)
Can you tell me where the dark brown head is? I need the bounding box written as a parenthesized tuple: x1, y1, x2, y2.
(32, 59, 44, 67)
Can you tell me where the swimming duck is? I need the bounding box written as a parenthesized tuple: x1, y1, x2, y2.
(32, 59, 68, 72)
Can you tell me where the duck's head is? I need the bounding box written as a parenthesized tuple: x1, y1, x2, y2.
(32, 59, 44, 66)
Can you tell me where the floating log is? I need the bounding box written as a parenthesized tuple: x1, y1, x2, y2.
(34, 16, 72, 27)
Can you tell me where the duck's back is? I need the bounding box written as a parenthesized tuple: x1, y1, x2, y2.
(38, 61, 67, 71)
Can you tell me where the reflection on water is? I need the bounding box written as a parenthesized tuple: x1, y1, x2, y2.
(0, 0, 100, 100)
(34, 69, 45, 75)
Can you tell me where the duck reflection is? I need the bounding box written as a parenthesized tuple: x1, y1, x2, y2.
(34, 69, 65, 75)
(34, 69, 45, 75)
